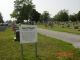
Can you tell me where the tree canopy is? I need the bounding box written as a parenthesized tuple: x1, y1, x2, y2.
(77, 11, 80, 21)
(69, 14, 77, 22)
(11, 0, 80, 23)
(40, 11, 50, 23)
(54, 10, 69, 21)
(30, 9, 41, 23)
(0, 12, 4, 23)
(11, 0, 35, 23)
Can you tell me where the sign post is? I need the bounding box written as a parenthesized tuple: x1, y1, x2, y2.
(20, 44, 24, 60)
(35, 43, 38, 60)
(19, 25, 37, 60)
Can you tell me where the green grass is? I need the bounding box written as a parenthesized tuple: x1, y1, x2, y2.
(0, 28, 80, 60)
(38, 24, 80, 35)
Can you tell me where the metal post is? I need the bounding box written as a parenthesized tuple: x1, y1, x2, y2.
(35, 43, 38, 60)
(20, 44, 24, 60)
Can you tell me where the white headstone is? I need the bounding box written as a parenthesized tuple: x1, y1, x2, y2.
(19, 25, 37, 44)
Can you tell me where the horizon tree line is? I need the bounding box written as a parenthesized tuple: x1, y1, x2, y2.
(1, 0, 80, 23)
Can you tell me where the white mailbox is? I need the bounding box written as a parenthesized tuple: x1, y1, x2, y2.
(19, 25, 37, 44)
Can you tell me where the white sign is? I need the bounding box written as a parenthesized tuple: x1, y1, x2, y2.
(19, 25, 37, 44)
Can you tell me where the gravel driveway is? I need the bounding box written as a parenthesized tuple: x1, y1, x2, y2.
(38, 28, 80, 48)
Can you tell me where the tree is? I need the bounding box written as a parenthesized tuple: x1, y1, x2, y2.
(11, 0, 34, 23)
(10, 10, 18, 19)
(54, 9, 69, 21)
(42, 11, 50, 23)
(69, 14, 77, 22)
(77, 11, 80, 21)
(0, 12, 4, 23)
(30, 9, 41, 23)
(39, 15, 44, 23)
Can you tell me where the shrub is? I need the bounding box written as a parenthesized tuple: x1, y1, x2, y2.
(74, 26, 79, 29)
(78, 29, 80, 31)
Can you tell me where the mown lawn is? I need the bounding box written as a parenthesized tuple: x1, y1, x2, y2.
(38, 24, 80, 35)
(0, 28, 80, 60)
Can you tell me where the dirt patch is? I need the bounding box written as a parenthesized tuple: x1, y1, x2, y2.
(56, 51, 74, 59)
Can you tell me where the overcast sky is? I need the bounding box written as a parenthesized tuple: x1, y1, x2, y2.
(0, 0, 80, 21)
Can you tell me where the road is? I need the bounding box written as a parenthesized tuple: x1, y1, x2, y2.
(38, 28, 80, 48)
(0, 26, 7, 31)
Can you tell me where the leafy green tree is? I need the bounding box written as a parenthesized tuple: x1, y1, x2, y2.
(11, 0, 34, 23)
(69, 14, 77, 22)
(77, 11, 80, 21)
(42, 11, 50, 23)
(39, 15, 44, 23)
(54, 9, 69, 21)
(0, 12, 4, 23)
(10, 10, 18, 19)
(30, 9, 41, 23)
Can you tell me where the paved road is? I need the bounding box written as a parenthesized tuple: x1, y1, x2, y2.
(38, 28, 80, 48)
(0, 26, 7, 31)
